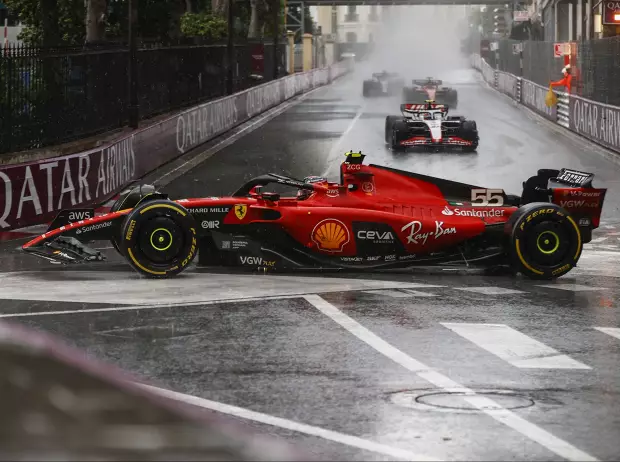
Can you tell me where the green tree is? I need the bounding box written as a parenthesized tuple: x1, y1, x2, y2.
(5, 0, 84, 44)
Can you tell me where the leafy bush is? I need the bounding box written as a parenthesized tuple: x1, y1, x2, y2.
(180, 12, 228, 40)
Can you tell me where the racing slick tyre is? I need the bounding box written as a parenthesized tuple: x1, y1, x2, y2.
(402, 87, 421, 103)
(460, 120, 479, 152)
(505, 202, 583, 280)
(447, 90, 458, 108)
(391, 120, 408, 151)
(363, 80, 373, 97)
(121, 199, 198, 278)
(109, 184, 158, 256)
(385, 116, 402, 144)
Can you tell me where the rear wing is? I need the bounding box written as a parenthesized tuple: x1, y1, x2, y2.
(400, 103, 448, 113)
(552, 168, 594, 187)
(413, 79, 442, 86)
(527, 168, 607, 232)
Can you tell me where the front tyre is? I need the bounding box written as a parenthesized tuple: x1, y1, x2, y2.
(385, 116, 401, 144)
(506, 202, 583, 280)
(121, 199, 198, 278)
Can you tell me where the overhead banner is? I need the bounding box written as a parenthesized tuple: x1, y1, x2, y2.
(0, 66, 345, 231)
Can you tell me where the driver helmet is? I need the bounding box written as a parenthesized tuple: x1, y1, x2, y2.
(297, 175, 328, 200)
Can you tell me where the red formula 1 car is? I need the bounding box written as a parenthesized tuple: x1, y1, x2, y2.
(22, 152, 606, 280)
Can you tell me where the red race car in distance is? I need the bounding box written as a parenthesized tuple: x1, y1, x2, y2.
(22, 152, 606, 280)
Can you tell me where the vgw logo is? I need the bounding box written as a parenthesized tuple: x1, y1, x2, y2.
(560, 200, 598, 208)
(240, 256, 276, 266)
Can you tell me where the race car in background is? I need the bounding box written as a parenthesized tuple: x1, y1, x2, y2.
(362, 71, 406, 97)
(21, 152, 606, 281)
(385, 101, 479, 151)
(402, 78, 458, 108)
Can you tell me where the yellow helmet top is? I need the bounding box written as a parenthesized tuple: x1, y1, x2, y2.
(344, 150, 363, 157)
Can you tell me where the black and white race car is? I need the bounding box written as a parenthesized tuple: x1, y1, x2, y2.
(362, 71, 405, 97)
(402, 78, 458, 108)
(385, 101, 478, 151)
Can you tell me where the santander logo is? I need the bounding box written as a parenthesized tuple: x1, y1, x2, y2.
(441, 206, 454, 215)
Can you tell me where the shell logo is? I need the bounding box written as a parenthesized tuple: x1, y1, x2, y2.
(311, 219, 350, 252)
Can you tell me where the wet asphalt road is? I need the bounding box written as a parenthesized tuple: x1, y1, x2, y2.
(1, 61, 620, 461)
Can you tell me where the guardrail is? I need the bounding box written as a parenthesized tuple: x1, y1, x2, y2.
(470, 53, 619, 155)
(0, 59, 354, 232)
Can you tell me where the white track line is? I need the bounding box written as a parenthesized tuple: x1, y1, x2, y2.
(321, 103, 366, 178)
(138, 384, 440, 461)
(594, 327, 620, 340)
(0, 294, 302, 318)
(441, 323, 591, 370)
(303, 294, 598, 462)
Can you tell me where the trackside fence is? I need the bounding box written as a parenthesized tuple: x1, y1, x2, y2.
(470, 53, 620, 156)
(0, 58, 355, 232)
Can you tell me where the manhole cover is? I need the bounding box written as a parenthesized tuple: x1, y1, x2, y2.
(95, 325, 198, 340)
(389, 389, 535, 414)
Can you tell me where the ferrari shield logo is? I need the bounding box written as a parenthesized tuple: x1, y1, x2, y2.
(234, 204, 247, 220)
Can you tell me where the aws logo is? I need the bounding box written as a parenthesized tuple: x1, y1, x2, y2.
(312, 219, 350, 252)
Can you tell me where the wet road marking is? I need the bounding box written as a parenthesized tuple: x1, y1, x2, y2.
(304, 294, 598, 462)
(0, 271, 438, 306)
(536, 284, 609, 292)
(321, 103, 367, 178)
(594, 327, 620, 340)
(363, 289, 437, 298)
(441, 323, 591, 370)
(138, 384, 440, 461)
(0, 295, 302, 318)
(454, 287, 525, 295)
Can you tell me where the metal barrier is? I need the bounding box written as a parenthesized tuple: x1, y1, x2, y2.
(469, 55, 620, 155)
(556, 92, 570, 129)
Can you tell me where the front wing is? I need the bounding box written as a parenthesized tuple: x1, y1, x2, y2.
(396, 134, 474, 148)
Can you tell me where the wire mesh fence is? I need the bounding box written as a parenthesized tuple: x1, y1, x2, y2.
(478, 36, 620, 106)
(0, 40, 286, 155)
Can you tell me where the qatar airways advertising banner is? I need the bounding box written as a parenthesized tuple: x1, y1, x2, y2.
(569, 95, 620, 152)
(0, 66, 341, 231)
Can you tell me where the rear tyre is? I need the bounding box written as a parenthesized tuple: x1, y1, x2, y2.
(385, 116, 402, 144)
(363, 81, 373, 97)
(505, 202, 583, 280)
(460, 120, 478, 152)
(121, 199, 198, 278)
(402, 87, 420, 103)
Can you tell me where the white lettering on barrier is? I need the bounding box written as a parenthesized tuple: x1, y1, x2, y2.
(0, 66, 354, 230)
(96, 136, 136, 198)
(521, 80, 554, 118)
(0, 172, 11, 228)
(0, 136, 136, 229)
(176, 97, 239, 153)
(572, 98, 620, 150)
(246, 82, 282, 118)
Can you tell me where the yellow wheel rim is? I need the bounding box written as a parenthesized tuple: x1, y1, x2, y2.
(536, 230, 560, 255)
(150, 228, 173, 251)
